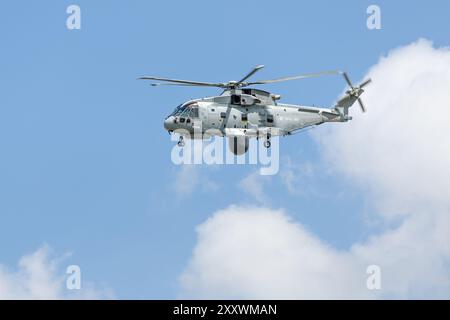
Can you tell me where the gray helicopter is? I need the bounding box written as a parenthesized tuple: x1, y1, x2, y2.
(139, 65, 371, 155)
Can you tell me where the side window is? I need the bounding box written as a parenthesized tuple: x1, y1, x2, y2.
(190, 107, 199, 118)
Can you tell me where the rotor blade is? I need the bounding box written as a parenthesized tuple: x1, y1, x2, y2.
(138, 76, 223, 87)
(341, 72, 354, 88)
(148, 82, 206, 87)
(359, 78, 372, 88)
(236, 65, 265, 84)
(247, 70, 340, 85)
(357, 98, 366, 113)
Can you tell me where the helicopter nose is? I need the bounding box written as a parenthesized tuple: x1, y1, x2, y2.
(164, 116, 176, 131)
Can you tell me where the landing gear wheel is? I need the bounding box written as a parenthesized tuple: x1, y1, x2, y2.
(177, 137, 185, 147)
(263, 140, 271, 148)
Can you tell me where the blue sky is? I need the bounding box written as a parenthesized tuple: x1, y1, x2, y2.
(1, 1, 449, 298)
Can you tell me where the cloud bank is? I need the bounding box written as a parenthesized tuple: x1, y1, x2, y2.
(180, 39, 450, 299)
(317, 38, 450, 217)
(0, 245, 112, 299)
(180, 206, 368, 299)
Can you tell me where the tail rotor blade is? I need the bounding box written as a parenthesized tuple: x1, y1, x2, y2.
(360, 78, 372, 88)
(357, 98, 366, 113)
(342, 72, 354, 88)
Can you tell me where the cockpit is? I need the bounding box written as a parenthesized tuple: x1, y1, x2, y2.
(169, 102, 199, 118)
(164, 101, 199, 132)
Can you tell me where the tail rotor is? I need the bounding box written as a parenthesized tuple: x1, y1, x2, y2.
(340, 72, 372, 113)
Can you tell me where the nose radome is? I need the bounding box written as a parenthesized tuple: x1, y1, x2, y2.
(164, 116, 174, 131)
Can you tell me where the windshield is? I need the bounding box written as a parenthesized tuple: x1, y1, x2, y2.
(170, 102, 198, 117)
(170, 104, 185, 116)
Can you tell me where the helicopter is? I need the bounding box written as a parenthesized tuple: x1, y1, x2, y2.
(139, 65, 371, 155)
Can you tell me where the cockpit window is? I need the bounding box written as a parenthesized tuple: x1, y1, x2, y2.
(170, 102, 199, 117)
(170, 104, 184, 116)
(189, 107, 199, 118)
(179, 108, 190, 117)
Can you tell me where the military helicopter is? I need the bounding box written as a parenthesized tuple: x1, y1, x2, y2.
(139, 65, 371, 155)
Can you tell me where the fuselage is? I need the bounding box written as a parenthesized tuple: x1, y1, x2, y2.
(164, 88, 344, 139)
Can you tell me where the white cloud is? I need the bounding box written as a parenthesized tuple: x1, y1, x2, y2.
(172, 165, 219, 196)
(180, 39, 450, 299)
(180, 205, 450, 299)
(239, 157, 318, 204)
(173, 165, 201, 195)
(238, 171, 272, 204)
(279, 156, 317, 196)
(0, 245, 113, 299)
(315, 38, 450, 217)
(180, 206, 368, 299)
(313, 38, 450, 294)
